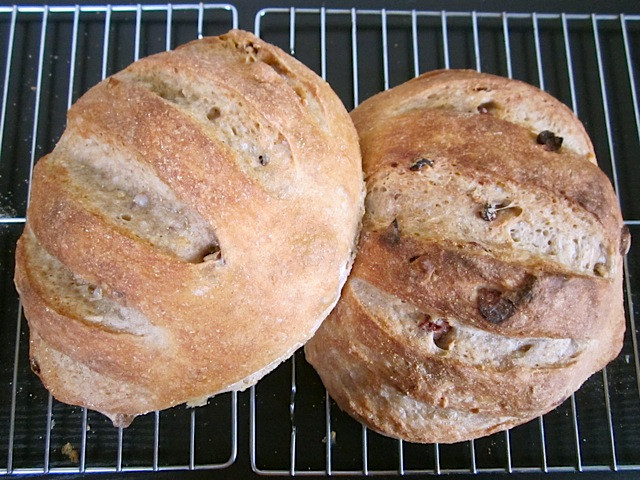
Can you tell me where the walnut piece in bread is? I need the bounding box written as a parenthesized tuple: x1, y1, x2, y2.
(305, 69, 628, 443)
(14, 30, 364, 427)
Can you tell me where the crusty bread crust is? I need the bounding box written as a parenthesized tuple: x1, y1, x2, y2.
(305, 69, 627, 444)
(14, 30, 364, 426)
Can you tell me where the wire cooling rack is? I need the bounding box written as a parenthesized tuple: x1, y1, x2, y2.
(0, 4, 238, 475)
(250, 7, 640, 476)
(0, 3, 639, 478)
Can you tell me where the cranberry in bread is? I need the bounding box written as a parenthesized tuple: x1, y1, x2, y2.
(14, 30, 364, 427)
(305, 69, 629, 443)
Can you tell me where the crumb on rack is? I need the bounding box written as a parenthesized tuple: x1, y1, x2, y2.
(322, 430, 337, 445)
(61, 442, 79, 464)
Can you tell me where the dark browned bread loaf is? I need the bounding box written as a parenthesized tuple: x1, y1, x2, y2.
(305, 69, 628, 443)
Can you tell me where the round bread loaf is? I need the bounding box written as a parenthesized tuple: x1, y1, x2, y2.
(14, 30, 364, 427)
(305, 69, 629, 443)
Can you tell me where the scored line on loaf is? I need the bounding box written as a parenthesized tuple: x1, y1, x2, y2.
(366, 165, 611, 279)
(20, 228, 161, 338)
(373, 69, 595, 160)
(351, 278, 585, 370)
(52, 134, 221, 264)
(117, 70, 297, 198)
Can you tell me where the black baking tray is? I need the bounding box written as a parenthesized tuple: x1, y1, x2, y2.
(1, 1, 640, 478)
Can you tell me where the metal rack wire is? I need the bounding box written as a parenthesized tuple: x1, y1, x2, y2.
(250, 7, 640, 476)
(0, 4, 238, 475)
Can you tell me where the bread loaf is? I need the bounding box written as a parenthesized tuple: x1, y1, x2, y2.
(305, 69, 629, 443)
(14, 30, 364, 427)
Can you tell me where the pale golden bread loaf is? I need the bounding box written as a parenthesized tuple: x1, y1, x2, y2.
(305, 69, 628, 443)
(14, 30, 364, 426)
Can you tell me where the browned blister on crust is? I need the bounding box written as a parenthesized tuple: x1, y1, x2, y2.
(14, 30, 364, 426)
(305, 69, 626, 444)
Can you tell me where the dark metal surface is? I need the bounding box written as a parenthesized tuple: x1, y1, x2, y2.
(1, 1, 640, 478)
